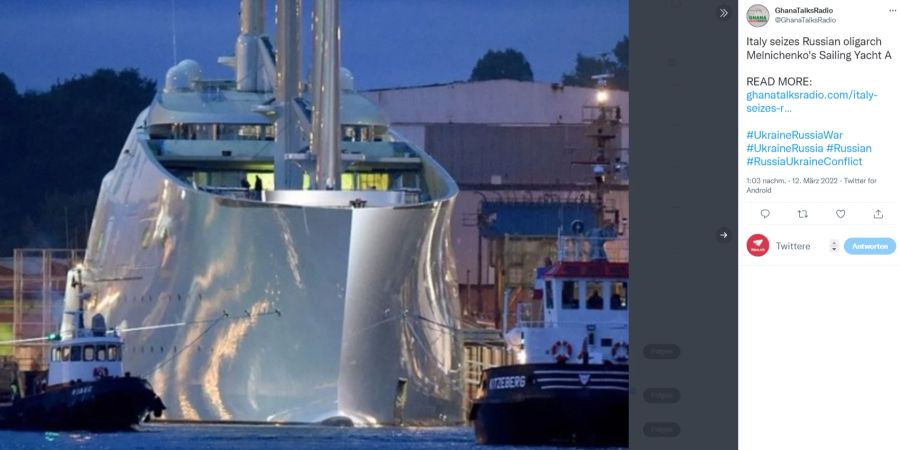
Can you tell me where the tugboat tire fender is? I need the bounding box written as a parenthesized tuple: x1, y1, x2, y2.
(611, 342, 629, 362)
(550, 340, 573, 363)
(152, 396, 166, 418)
(92, 367, 109, 379)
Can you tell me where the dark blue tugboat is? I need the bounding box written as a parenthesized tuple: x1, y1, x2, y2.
(470, 229, 629, 447)
(0, 267, 165, 430)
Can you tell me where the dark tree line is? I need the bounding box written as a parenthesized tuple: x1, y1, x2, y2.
(0, 69, 156, 254)
(470, 49, 535, 82)
(561, 36, 629, 90)
(468, 36, 629, 90)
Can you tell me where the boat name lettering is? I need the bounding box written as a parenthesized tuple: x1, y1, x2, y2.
(71, 386, 93, 396)
(488, 376, 526, 390)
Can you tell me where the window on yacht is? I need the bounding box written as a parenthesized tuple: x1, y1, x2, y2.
(62, 346, 71, 362)
(97, 346, 107, 362)
(373, 126, 389, 142)
(148, 124, 172, 140)
(562, 281, 580, 309)
(401, 173, 420, 189)
(52, 347, 61, 362)
(343, 126, 355, 141)
(192, 171, 210, 186)
(109, 345, 120, 362)
(341, 173, 356, 190)
(358, 173, 389, 191)
(217, 124, 239, 140)
(71, 345, 82, 362)
(84, 345, 95, 362)
(153, 123, 274, 141)
(191, 124, 214, 140)
(586, 281, 604, 310)
(217, 124, 272, 141)
(342, 125, 372, 142)
(611, 282, 628, 310)
(544, 281, 554, 309)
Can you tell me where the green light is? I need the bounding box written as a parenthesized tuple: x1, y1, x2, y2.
(47, 333, 60, 341)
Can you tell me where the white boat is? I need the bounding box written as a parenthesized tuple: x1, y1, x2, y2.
(0, 267, 165, 431)
(81, 0, 461, 424)
(470, 228, 629, 446)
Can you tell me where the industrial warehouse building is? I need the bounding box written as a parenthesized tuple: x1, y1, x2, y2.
(364, 79, 630, 328)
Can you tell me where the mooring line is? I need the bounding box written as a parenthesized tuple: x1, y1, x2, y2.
(142, 309, 282, 378)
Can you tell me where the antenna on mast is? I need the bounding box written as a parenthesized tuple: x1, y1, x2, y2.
(170, 0, 179, 65)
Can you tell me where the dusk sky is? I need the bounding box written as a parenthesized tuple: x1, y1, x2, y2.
(0, 0, 627, 92)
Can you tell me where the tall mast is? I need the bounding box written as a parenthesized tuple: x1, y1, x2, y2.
(311, 0, 341, 190)
(60, 267, 86, 338)
(236, 0, 264, 92)
(274, 0, 303, 189)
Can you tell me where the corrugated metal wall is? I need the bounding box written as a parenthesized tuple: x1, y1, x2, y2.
(424, 123, 596, 187)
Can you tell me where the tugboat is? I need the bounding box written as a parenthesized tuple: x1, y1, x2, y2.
(469, 227, 629, 446)
(0, 266, 165, 430)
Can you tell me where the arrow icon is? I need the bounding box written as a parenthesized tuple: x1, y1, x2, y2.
(716, 5, 732, 21)
(716, 227, 732, 243)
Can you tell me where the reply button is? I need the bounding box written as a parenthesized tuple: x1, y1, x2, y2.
(844, 238, 896, 255)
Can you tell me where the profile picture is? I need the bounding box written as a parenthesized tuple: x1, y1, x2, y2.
(747, 4, 770, 27)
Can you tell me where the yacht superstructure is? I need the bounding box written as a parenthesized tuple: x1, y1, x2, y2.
(82, 0, 462, 424)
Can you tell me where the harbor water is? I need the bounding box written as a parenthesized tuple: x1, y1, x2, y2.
(0, 424, 625, 449)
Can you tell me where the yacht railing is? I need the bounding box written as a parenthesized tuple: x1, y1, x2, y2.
(199, 186, 257, 200)
(195, 183, 427, 204)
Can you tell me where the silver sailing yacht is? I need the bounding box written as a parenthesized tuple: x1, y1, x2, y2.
(82, 0, 462, 424)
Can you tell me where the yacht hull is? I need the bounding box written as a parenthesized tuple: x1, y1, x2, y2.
(85, 123, 463, 424)
(339, 205, 462, 424)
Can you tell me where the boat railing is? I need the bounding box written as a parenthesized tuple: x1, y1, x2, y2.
(153, 139, 273, 158)
(199, 185, 257, 200)
(195, 184, 427, 206)
(556, 234, 610, 262)
(396, 188, 421, 205)
(514, 301, 544, 329)
(513, 318, 628, 331)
